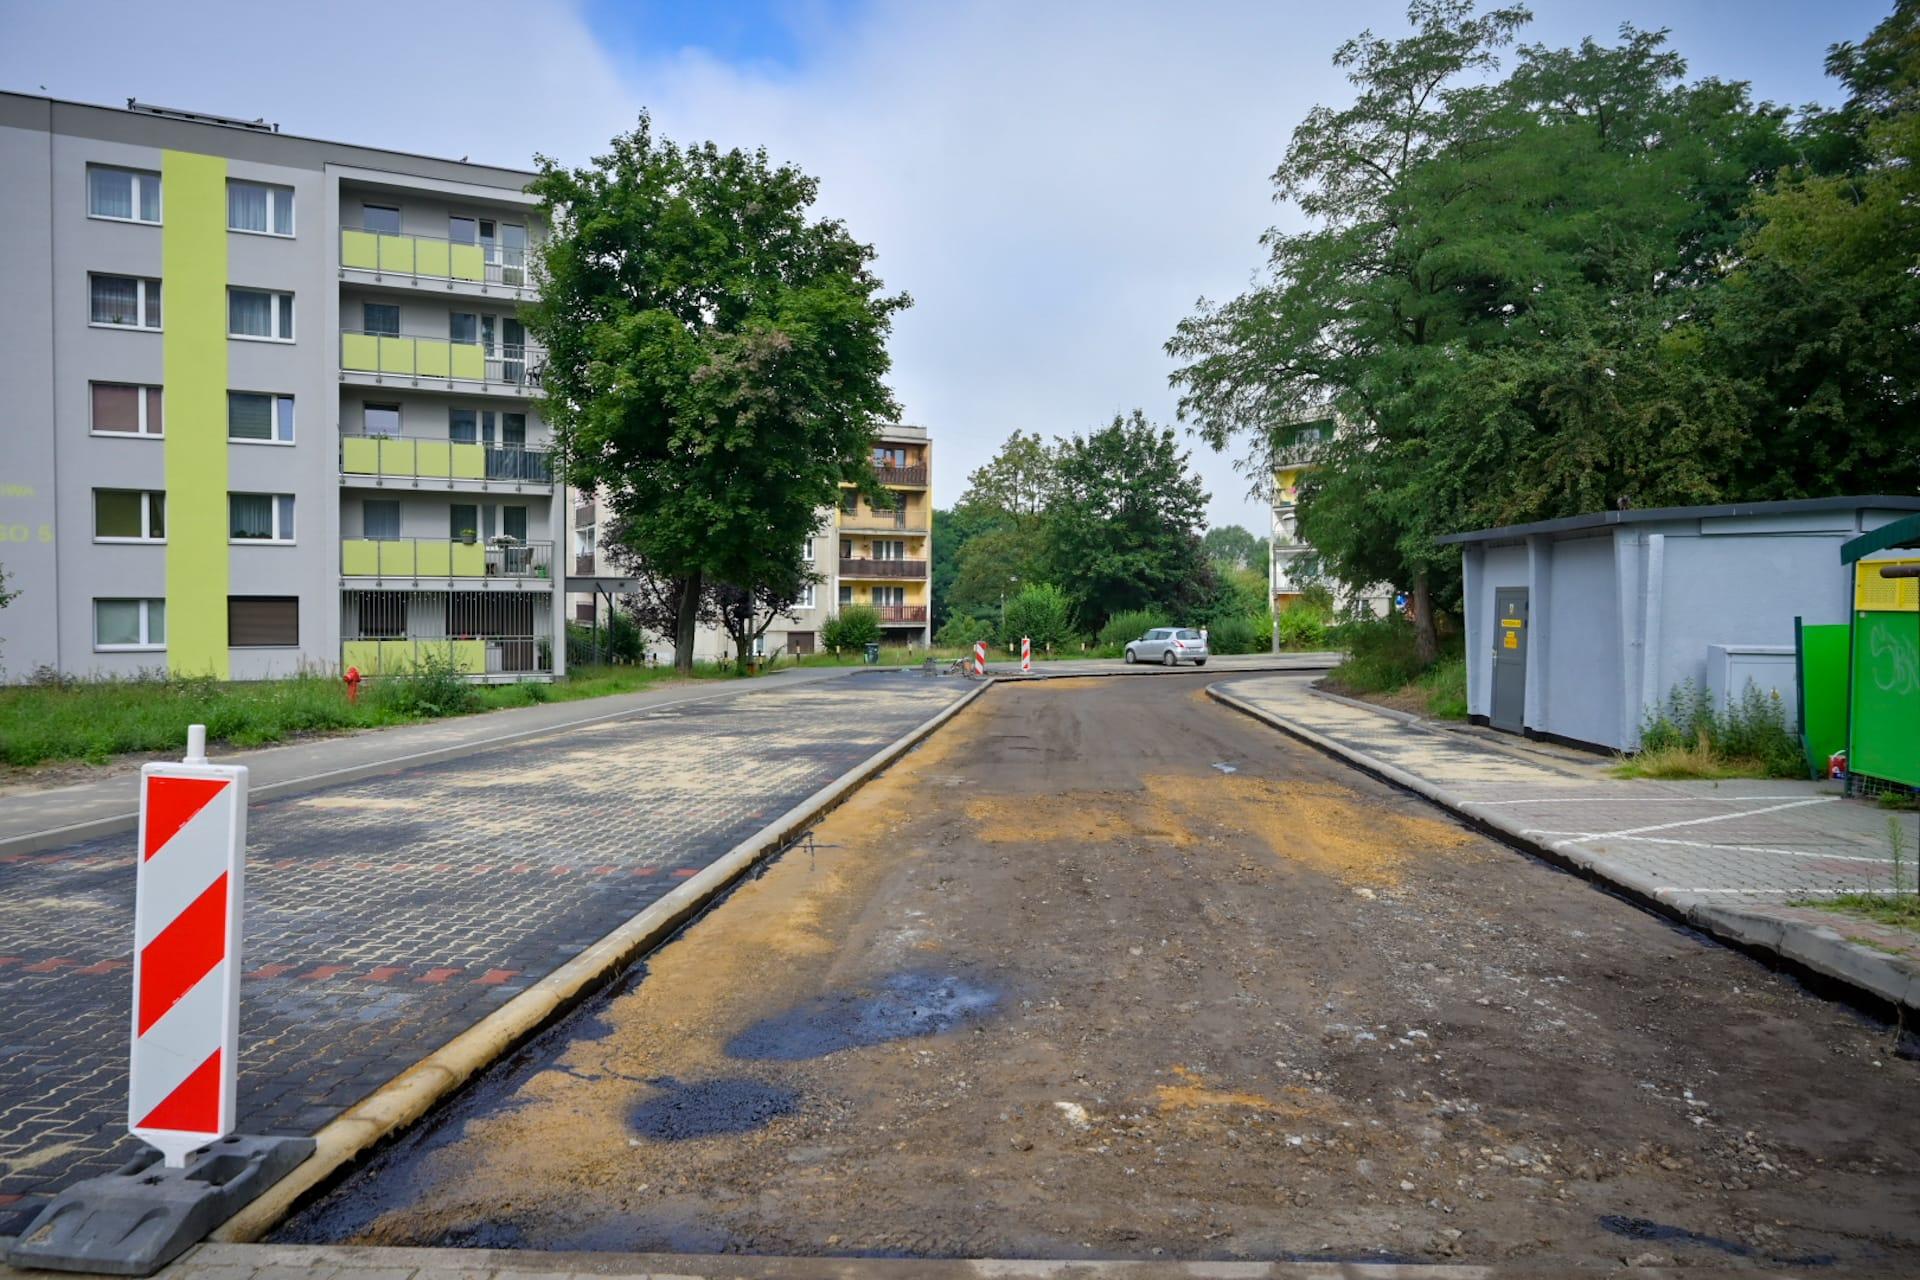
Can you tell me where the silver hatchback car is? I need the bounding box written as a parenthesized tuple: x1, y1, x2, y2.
(1123, 627, 1210, 667)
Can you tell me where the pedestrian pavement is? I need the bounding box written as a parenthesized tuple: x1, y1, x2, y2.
(1210, 675, 1920, 1014)
(0, 671, 969, 1235)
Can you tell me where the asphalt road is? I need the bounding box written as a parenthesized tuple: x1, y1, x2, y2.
(278, 672, 1920, 1269)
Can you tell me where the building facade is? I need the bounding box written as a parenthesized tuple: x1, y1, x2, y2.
(570, 423, 932, 661)
(1269, 417, 1389, 618)
(0, 93, 565, 683)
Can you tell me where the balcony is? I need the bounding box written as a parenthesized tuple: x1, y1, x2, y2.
(872, 605, 928, 625)
(874, 464, 929, 487)
(340, 434, 552, 487)
(340, 637, 551, 679)
(340, 537, 555, 584)
(838, 509, 928, 535)
(340, 227, 533, 295)
(339, 331, 544, 393)
(839, 558, 927, 579)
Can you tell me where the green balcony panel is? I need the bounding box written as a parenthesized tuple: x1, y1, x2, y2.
(341, 231, 379, 271)
(450, 442, 485, 480)
(451, 243, 484, 282)
(416, 340, 451, 380)
(378, 540, 418, 576)
(379, 639, 415, 672)
(414, 440, 451, 479)
(341, 539, 379, 576)
(416, 239, 450, 279)
(341, 333, 379, 372)
(416, 541, 451, 577)
(377, 438, 416, 476)
(341, 437, 379, 474)
(377, 234, 415, 274)
(449, 639, 486, 673)
(378, 336, 415, 375)
(342, 640, 383, 674)
(451, 540, 485, 577)
(450, 342, 484, 381)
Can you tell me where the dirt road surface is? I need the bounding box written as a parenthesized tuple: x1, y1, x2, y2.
(279, 674, 1920, 1270)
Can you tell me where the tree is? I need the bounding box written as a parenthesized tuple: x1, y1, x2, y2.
(930, 500, 1004, 630)
(1043, 411, 1212, 627)
(963, 430, 1056, 526)
(527, 114, 907, 674)
(1202, 525, 1263, 572)
(713, 549, 816, 671)
(1000, 583, 1075, 650)
(946, 526, 1040, 623)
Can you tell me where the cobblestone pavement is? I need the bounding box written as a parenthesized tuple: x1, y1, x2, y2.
(0, 672, 966, 1233)
(1215, 675, 1920, 980)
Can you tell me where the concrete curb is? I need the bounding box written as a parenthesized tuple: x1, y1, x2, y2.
(0, 678, 834, 859)
(999, 657, 1340, 683)
(209, 677, 997, 1243)
(1205, 683, 1920, 1018)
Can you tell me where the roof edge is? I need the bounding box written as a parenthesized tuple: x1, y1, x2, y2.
(1436, 496, 1920, 547)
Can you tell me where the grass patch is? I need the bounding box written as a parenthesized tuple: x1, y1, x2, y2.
(1610, 739, 1780, 781)
(0, 662, 736, 769)
(1802, 894, 1920, 931)
(1320, 615, 1467, 721)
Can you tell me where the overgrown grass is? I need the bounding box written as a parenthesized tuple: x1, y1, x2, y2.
(1611, 679, 1805, 780)
(1611, 740, 1779, 781)
(1802, 894, 1920, 930)
(1321, 615, 1468, 721)
(0, 662, 732, 769)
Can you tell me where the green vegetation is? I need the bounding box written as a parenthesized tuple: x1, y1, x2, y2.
(1321, 615, 1468, 721)
(1612, 680, 1805, 780)
(1000, 583, 1074, 651)
(0, 663, 731, 769)
(821, 606, 882, 652)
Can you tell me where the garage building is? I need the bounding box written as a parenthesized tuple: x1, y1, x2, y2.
(1437, 496, 1920, 752)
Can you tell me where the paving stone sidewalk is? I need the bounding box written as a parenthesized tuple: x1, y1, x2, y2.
(1213, 675, 1920, 1013)
(0, 672, 968, 1234)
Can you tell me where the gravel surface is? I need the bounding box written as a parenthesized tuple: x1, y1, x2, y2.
(279, 674, 1920, 1270)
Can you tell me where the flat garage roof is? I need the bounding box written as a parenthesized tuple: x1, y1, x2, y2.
(1437, 495, 1920, 547)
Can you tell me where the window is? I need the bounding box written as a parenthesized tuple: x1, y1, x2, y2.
(227, 180, 294, 236)
(874, 586, 905, 607)
(503, 506, 528, 541)
(229, 493, 295, 542)
(228, 392, 294, 443)
(364, 403, 401, 436)
(91, 383, 162, 435)
(838, 585, 853, 607)
(873, 446, 906, 468)
(501, 412, 526, 447)
(362, 204, 401, 235)
(362, 500, 400, 541)
(797, 584, 817, 609)
(356, 591, 407, 639)
(229, 288, 294, 340)
(876, 539, 905, 561)
(94, 598, 166, 650)
(449, 407, 479, 443)
(449, 312, 478, 345)
(802, 538, 815, 562)
(447, 215, 477, 245)
(228, 596, 298, 647)
(93, 489, 165, 541)
(363, 303, 400, 337)
(88, 166, 160, 223)
(91, 274, 161, 328)
(450, 504, 478, 541)
(839, 490, 858, 514)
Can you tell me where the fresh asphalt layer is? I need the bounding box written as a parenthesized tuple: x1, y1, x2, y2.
(0, 670, 970, 1234)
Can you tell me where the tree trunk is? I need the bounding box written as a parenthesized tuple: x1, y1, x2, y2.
(674, 569, 702, 677)
(1411, 569, 1438, 667)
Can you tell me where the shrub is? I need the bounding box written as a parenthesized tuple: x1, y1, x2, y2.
(1098, 609, 1167, 653)
(1276, 608, 1326, 649)
(821, 606, 882, 652)
(936, 614, 994, 648)
(368, 648, 480, 718)
(1325, 614, 1426, 694)
(1637, 678, 1802, 777)
(999, 583, 1076, 650)
(1205, 614, 1268, 655)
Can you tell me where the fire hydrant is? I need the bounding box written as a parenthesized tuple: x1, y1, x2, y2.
(344, 666, 362, 704)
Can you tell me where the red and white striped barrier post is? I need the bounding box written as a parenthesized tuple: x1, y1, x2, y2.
(131, 725, 247, 1167)
(973, 640, 987, 675)
(1021, 636, 1032, 672)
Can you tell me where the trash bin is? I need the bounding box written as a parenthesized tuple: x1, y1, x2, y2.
(863, 642, 881, 665)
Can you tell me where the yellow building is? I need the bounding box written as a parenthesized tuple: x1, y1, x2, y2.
(832, 424, 933, 647)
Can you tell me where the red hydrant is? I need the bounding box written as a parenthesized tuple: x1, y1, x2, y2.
(344, 666, 362, 704)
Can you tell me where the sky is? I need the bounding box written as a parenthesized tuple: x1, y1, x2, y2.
(0, 0, 1893, 532)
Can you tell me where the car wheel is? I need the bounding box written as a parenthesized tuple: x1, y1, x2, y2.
(1194, 658, 1207, 666)
(1124, 648, 1136, 664)
(1162, 649, 1176, 667)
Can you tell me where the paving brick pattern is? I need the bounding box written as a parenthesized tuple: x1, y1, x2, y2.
(0, 673, 964, 1232)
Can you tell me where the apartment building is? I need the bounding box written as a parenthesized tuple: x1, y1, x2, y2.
(0, 93, 565, 682)
(1270, 416, 1389, 618)
(571, 423, 934, 659)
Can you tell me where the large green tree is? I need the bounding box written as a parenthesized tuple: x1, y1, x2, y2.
(1043, 411, 1212, 627)
(527, 115, 907, 673)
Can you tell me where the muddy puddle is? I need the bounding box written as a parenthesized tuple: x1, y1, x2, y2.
(726, 970, 999, 1061)
(629, 1077, 800, 1141)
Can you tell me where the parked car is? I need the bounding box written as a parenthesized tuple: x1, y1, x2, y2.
(1123, 627, 1209, 667)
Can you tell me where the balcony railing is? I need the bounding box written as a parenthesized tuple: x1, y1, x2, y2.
(874, 464, 929, 486)
(340, 537, 555, 581)
(340, 227, 532, 289)
(574, 553, 595, 576)
(340, 331, 545, 387)
(839, 510, 928, 534)
(340, 434, 552, 484)
(871, 605, 928, 624)
(839, 558, 927, 579)
(340, 636, 552, 677)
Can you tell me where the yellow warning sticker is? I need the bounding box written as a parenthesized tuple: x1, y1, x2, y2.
(1503, 632, 1518, 650)
(1500, 617, 1523, 628)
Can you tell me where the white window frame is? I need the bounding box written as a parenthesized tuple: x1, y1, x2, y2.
(227, 180, 295, 237)
(802, 538, 815, 562)
(93, 598, 166, 651)
(87, 165, 161, 224)
(796, 584, 817, 610)
(92, 489, 166, 543)
(229, 492, 296, 544)
(89, 382, 163, 438)
(228, 392, 296, 445)
(89, 274, 162, 330)
(228, 288, 295, 342)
